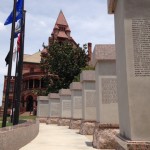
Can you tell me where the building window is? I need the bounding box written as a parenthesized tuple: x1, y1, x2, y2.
(34, 79, 39, 88)
(24, 81, 28, 89)
(29, 80, 33, 89)
(30, 68, 34, 73)
(60, 27, 65, 31)
(9, 83, 14, 92)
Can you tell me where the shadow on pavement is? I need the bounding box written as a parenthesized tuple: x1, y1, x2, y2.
(85, 141, 93, 147)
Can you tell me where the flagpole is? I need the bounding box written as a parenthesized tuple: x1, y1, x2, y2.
(11, 50, 19, 123)
(2, 0, 17, 127)
(13, 6, 26, 125)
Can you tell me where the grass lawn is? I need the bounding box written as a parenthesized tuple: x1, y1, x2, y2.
(19, 115, 36, 121)
(0, 121, 13, 128)
(0, 115, 37, 128)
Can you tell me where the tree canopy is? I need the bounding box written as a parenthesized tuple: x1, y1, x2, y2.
(40, 41, 89, 94)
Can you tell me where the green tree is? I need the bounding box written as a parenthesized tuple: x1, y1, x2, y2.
(40, 41, 89, 94)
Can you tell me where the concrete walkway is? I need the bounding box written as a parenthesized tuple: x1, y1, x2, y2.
(20, 124, 97, 150)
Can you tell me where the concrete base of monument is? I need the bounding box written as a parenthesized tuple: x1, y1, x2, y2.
(79, 120, 96, 135)
(69, 119, 82, 129)
(37, 117, 47, 123)
(46, 117, 59, 124)
(116, 135, 150, 150)
(93, 123, 119, 149)
(58, 118, 71, 126)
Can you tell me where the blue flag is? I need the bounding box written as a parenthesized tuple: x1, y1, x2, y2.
(4, 0, 23, 25)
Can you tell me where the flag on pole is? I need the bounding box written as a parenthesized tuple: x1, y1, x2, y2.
(5, 19, 21, 65)
(5, 51, 10, 65)
(17, 34, 21, 52)
(13, 47, 17, 62)
(4, 0, 23, 25)
(5, 46, 18, 65)
(14, 19, 21, 38)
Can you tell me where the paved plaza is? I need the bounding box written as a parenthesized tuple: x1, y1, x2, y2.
(20, 124, 97, 150)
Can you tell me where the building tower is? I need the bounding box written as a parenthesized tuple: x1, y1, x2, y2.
(49, 10, 77, 47)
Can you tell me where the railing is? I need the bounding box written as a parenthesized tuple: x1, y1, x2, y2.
(23, 72, 44, 78)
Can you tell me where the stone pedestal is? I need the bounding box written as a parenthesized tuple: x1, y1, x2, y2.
(58, 89, 71, 126)
(69, 119, 82, 129)
(92, 45, 119, 124)
(37, 96, 49, 118)
(108, 0, 150, 148)
(80, 71, 96, 120)
(47, 93, 60, 124)
(70, 82, 82, 121)
(69, 82, 82, 129)
(92, 45, 119, 149)
(79, 120, 96, 135)
(93, 123, 119, 149)
(79, 71, 96, 135)
(58, 118, 70, 126)
(59, 89, 71, 119)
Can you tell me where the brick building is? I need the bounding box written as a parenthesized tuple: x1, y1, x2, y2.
(1, 51, 45, 114)
(1, 10, 80, 115)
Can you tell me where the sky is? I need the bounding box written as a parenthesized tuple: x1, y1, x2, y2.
(0, 0, 115, 106)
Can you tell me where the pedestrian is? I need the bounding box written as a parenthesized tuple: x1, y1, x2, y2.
(30, 107, 33, 115)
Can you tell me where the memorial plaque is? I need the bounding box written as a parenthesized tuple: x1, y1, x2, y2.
(101, 78, 118, 104)
(62, 100, 71, 117)
(85, 91, 96, 107)
(74, 97, 82, 109)
(51, 103, 60, 117)
(74, 109, 82, 118)
(132, 18, 150, 77)
(63, 101, 71, 110)
(39, 105, 49, 117)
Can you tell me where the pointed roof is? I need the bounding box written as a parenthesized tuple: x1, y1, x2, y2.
(55, 10, 69, 26)
(49, 11, 77, 46)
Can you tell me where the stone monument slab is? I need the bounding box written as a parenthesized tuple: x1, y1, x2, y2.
(37, 96, 49, 123)
(92, 44, 119, 149)
(47, 93, 60, 124)
(69, 82, 82, 129)
(58, 89, 71, 126)
(108, 0, 150, 149)
(79, 70, 96, 135)
(92, 44, 119, 124)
